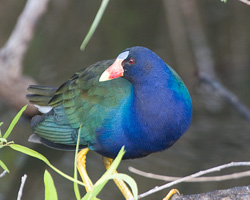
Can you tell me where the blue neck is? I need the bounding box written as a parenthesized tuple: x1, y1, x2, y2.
(123, 69, 192, 157)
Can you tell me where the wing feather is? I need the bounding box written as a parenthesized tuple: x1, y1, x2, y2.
(27, 59, 132, 148)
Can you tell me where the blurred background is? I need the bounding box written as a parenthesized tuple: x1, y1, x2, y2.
(0, 0, 250, 199)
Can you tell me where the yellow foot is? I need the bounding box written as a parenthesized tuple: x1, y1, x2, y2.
(77, 148, 93, 192)
(162, 189, 180, 200)
(77, 148, 100, 200)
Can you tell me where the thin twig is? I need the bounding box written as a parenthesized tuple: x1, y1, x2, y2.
(129, 167, 250, 182)
(128, 162, 250, 200)
(17, 174, 28, 200)
(238, 0, 250, 5)
(0, 170, 8, 178)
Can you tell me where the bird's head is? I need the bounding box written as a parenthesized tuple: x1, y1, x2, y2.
(99, 46, 167, 84)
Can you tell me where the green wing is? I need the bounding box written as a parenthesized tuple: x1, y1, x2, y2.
(28, 60, 132, 147)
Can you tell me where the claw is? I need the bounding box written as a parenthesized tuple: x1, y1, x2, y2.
(162, 189, 180, 200)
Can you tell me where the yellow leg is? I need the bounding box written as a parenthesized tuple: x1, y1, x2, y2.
(162, 189, 180, 200)
(77, 148, 93, 192)
(102, 157, 133, 200)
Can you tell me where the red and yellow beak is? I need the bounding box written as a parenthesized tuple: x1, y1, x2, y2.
(99, 58, 124, 82)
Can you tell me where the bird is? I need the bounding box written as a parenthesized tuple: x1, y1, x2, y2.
(27, 46, 192, 199)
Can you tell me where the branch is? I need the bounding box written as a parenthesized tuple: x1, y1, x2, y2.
(0, 0, 50, 115)
(179, 0, 250, 122)
(200, 73, 250, 121)
(128, 162, 250, 199)
(17, 174, 27, 200)
(129, 167, 250, 182)
(0, 0, 49, 78)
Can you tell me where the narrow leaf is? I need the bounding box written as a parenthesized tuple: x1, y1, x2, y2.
(0, 122, 3, 138)
(0, 160, 9, 173)
(10, 144, 50, 165)
(9, 144, 85, 186)
(3, 105, 27, 139)
(0, 138, 7, 143)
(82, 147, 125, 200)
(44, 170, 58, 200)
(108, 173, 138, 200)
(80, 0, 109, 51)
(96, 146, 125, 185)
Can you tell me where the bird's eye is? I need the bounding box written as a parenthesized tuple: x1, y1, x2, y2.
(128, 58, 135, 64)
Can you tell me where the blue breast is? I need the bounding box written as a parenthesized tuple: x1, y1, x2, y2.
(93, 64, 192, 159)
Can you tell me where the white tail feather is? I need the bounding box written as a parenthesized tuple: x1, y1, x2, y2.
(34, 105, 53, 113)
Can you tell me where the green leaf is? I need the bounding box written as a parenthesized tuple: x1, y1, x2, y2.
(3, 105, 27, 139)
(96, 146, 125, 184)
(44, 170, 58, 200)
(82, 147, 125, 200)
(80, 0, 109, 51)
(0, 160, 9, 173)
(9, 144, 85, 186)
(74, 126, 82, 200)
(10, 144, 50, 164)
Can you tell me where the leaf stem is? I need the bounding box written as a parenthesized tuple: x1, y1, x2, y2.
(74, 126, 82, 200)
(80, 0, 110, 51)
